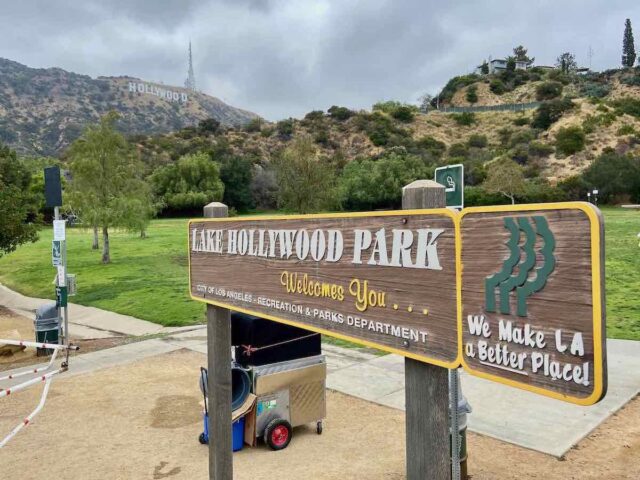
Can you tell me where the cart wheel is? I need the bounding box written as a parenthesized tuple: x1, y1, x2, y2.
(264, 419, 292, 450)
(316, 421, 323, 435)
(199, 432, 208, 445)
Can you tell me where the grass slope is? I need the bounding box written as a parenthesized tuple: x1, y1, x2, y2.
(0, 209, 638, 338)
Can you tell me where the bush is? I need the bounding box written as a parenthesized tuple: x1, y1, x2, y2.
(327, 105, 354, 121)
(489, 79, 506, 95)
(582, 151, 640, 203)
(415, 136, 447, 158)
(535, 81, 564, 101)
(197, 118, 220, 135)
(509, 129, 536, 148)
(452, 112, 476, 126)
(620, 75, 640, 87)
(373, 101, 418, 122)
(580, 82, 611, 98)
(546, 69, 571, 85)
(276, 118, 294, 137)
(467, 134, 487, 148)
(555, 126, 586, 155)
(437, 74, 479, 104)
(528, 141, 554, 157)
(304, 110, 325, 121)
(313, 128, 330, 145)
(513, 116, 529, 126)
(531, 98, 574, 129)
(617, 124, 636, 136)
(464, 186, 510, 206)
(610, 97, 640, 118)
(243, 117, 262, 133)
(466, 85, 478, 104)
(448, 143, 469, 158)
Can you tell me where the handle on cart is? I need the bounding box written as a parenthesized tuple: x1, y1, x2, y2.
(199, 367, 208, 416)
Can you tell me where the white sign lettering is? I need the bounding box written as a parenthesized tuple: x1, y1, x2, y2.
(128, 82, 188, 103)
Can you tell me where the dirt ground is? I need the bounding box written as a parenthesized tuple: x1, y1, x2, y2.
(0, 306, 129, 370)
(0, 348, 638, 480)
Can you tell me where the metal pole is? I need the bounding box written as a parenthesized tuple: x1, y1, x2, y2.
(449, 369, 461, 480)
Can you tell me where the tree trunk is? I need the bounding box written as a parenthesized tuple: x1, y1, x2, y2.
(510, 195, 516, 205)
(92, 226, 99, 250)
(140, 229, 146, 239)
(101, 227, 110, 264)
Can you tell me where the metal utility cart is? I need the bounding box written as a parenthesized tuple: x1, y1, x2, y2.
(250, 355, 326, 449)
(231, 313, 326, 450)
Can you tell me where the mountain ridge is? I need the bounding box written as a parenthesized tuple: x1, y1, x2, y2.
(0, 57, 258, 156)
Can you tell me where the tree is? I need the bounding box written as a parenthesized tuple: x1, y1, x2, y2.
(556, 52, 577, 73)
(483, 157, 526, 204)
(66, 112, 152, 264)
(220, 155, 254, 212)
(466, 85, 478, 104)
(0, 144, 40, 256)
(506, 56, 516, 72)
(513, 45, 534, 64)
(622, 19, 636, 68)
(555, 126, 586, 155)
(480, 60, 489, 75)
(418, 93, 434, 111)
(151, 152, 224, 214)
(582, 150, 640, 203)
(273, 136, 341, 213)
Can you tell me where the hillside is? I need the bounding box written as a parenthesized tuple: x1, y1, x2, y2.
(134, 68, 640, 184)
(0, 58, 258, 156)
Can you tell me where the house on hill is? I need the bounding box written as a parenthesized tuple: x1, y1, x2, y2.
(477, 58, 532, 74)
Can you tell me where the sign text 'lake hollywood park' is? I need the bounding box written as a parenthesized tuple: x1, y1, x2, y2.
(189, 210, 460, 368)
(189, 202, 607, 405)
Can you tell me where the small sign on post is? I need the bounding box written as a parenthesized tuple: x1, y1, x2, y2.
(52, 240, 64, 266)
(435, 164, 464, 210)
(56, 286, 68, 308)
(53, 220, 66, 241)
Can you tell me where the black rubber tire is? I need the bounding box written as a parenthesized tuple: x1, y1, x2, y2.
(264, 418, 292, 450)
(199, 432, 208, 445)
(316, 421, 323, 435)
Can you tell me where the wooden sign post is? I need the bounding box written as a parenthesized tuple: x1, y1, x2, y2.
(402, 180, 450, 480)
(204, 202, 233, 480)
(459, 203, 607, 404)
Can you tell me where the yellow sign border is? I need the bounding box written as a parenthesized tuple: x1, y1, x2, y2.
(457, 201, 606, 406)
(188, 208, 462, 369)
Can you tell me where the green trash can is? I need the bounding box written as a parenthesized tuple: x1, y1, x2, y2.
(34, 304, 61, 356)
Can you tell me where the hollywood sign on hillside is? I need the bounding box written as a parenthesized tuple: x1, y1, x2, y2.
(128, 82, 188, 103)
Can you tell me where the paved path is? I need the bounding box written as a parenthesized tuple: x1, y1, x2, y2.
(0, 284, 191, 338)
(2, 284, 639, 457)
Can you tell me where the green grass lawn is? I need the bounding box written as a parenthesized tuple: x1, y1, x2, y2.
(0, 208, 638, 338)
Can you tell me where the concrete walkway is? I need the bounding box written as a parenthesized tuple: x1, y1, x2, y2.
(2, 284, 639, 457)
(0, 284, 191, 338)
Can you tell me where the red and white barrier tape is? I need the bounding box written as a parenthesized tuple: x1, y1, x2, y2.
(0, 339, 79, 351)
(0, 378, 53, 448)
(0, 349, 58, 382)
(0, 368, 64, 399)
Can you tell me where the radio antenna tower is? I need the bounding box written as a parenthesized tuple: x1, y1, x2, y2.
(185, 41, 196, 91)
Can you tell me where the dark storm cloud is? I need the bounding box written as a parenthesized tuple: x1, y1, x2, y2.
(1, 1, 639, 119)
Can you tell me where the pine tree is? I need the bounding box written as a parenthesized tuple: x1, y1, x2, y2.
(622, 19, 636, 68)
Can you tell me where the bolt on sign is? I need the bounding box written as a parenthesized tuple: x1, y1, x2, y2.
(189, 211, 460, 367)
(459, 203, 606, 405)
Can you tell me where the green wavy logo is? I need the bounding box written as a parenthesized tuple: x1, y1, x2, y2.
(485, 216, 556, 317)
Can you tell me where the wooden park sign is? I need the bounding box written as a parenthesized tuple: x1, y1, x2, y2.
(189, 210, 460, 368)
(189, 201, 607, 405)
(459, 202, 606, 405)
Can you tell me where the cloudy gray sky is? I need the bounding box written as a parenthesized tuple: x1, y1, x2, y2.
(2, 1, 639, 119)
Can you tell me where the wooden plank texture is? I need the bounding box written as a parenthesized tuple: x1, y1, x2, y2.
(403, 180, 451, 480)
(204, 202, 233, 480)
(189, 210, 459, 366)
(459, 203, 606, 404)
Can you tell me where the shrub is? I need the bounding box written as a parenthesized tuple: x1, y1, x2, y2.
(490, 79, 506, 95)
(437, 74, 479, 104)
(513, 116, 529, 126)
(497, 127, 513, 146)
(464, 186, 510, 206)
(197, 118, 220, 135)
(373, 101, 418, 122)
(610, 97, 640, 118)
(276, 118, 294, 137)
(509, 129, 536, 148)
(313, 128, 330, 145)
(528, 141, 554, 157)
(448, 143, 469, 158)
(617, 124, 636, 136)
(555, 126, 586, 155)
(304, 110, 325, 121)
(467, 134, 488, 148)
(452, 112, 476, 126)
(620, 75, 640, 87)
(466, 85, 478, 104)
(546, 69, 571, 85)
(415, 136, 447, 158)
(260, 126, 274, 138)
(580, 82, 611, 98)
(243, 117, 262, 133)
(327, 105, 354, 121)
(582, 151, 640, 203)
(535, 81, 564, 101)
(531, 98, 574, 130)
